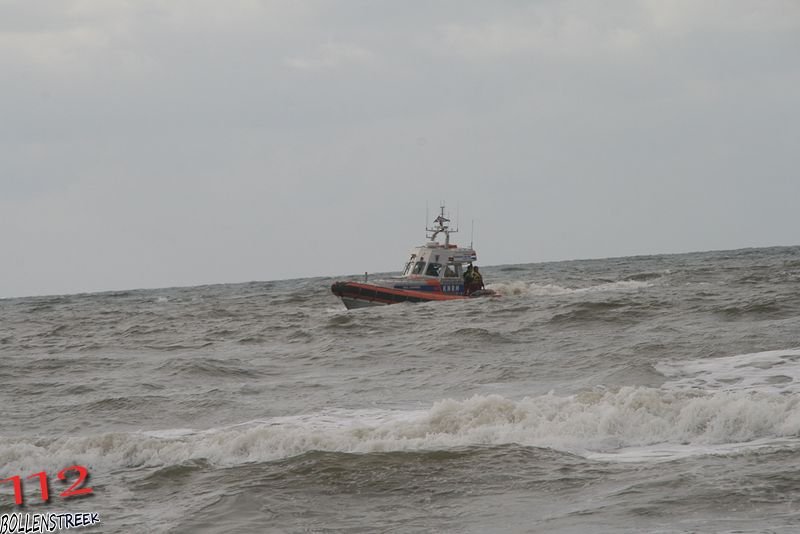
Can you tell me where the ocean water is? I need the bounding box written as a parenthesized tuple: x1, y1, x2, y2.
(2, 246, 800, 533)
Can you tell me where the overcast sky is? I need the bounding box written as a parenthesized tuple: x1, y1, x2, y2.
(2, 0, 799, 297)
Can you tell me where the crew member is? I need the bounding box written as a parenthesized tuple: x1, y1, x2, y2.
(463, 264, 475, 295)
(470, 266, 485, 294)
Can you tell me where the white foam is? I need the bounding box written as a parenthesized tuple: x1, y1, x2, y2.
(487, 281, 572, 296)
(3, 386, 800, 472)
(140, 428, 197, 439)
(487, 280, 652, 297)
(657, 348, 800, 394)
(587, 437, 800, 463)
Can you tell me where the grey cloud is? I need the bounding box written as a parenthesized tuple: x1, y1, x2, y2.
(1, 0, 799, 297)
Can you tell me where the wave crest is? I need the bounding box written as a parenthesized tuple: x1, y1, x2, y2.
(4, 387, 800, 473)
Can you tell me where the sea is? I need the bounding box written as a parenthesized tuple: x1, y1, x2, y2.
(2, 246, 800, 533)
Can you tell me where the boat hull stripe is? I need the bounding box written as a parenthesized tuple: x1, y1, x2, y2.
(331, 282, 467, 304)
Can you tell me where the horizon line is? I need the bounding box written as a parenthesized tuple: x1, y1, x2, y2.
(2, 243, 797, 301)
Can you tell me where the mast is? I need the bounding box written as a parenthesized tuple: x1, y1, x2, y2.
(426, 204, 457, 246)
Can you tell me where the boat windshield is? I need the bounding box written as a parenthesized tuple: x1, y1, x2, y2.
(444, 263, 461, 278)
(425, 263, 442, 277)
(411, 260, 426, 275)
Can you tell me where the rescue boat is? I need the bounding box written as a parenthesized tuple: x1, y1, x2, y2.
(331, 206, 496, 309)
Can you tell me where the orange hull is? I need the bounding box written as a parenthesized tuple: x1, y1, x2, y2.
(331, 281, 467, 308)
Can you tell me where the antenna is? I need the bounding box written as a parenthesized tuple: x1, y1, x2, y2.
(425, 202, 429, 234)
(470, 219, 474, 249)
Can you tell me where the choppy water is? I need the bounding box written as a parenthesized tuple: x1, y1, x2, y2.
(2, 246, 800, 533)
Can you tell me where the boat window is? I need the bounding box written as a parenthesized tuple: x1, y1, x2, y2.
(412, 261, 426, 275)
(403, 255, 417, 275)
(444, 263, 460, 278)
(425, 262, 442, 277)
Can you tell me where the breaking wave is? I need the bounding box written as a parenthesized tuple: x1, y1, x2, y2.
(4, 384, 800, 474)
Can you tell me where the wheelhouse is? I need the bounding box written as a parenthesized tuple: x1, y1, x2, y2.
(396, 206, 477, 294)
(401, 247, 476, 280)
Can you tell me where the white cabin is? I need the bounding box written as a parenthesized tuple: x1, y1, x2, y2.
(398, 206, 477, 282)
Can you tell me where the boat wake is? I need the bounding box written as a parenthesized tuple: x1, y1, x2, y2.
(488, 279, 653, 297)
